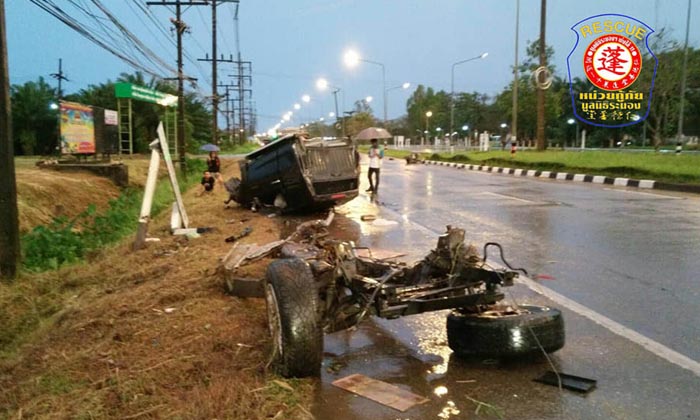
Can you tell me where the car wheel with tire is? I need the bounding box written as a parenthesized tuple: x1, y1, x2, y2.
(446, 304, 565, 359)
(265, 258, 323, 377)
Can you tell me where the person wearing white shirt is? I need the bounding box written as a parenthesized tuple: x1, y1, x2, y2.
(367, 138, 384, 193)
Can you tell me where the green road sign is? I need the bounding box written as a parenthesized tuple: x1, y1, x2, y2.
(114, 83, 178, 107)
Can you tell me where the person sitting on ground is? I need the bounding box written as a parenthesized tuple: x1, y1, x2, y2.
(201, 171, 215, 194)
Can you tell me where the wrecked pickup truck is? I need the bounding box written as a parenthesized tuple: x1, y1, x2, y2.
(225, 134, 359, 212)
(228, 217, 566, 378)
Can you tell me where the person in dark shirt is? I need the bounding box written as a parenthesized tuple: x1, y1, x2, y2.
(201, 171, 215, 193)
(207, 151, 223, 182)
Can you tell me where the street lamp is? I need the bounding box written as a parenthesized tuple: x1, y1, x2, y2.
(386, 83, 411, 120)
(365, 96, 373, 103)
(294, 103, 301, 110)
(301, 94, 311, 103)
(316, 77, 343, 136)
(425, 111, 433, 144)
(344, 48, 387, 124)
(450, 52, 488, 139)
(567, 117, 579, 147)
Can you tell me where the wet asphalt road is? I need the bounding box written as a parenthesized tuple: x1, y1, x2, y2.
(310, 158, 700, 420)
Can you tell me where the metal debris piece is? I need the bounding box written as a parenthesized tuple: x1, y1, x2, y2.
(360, 215, 376, 222)
(332, 374, 428, 412)
(225, 226, 253, 243)
(534, 371, 597, 393)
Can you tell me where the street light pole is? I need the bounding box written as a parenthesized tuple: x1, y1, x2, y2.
(343, 51, 387, 124)
(385, 82, 410, 126)
(426, 111, 433, 144)
(677, 0, 692, 143)
(450, 52, 488, 139)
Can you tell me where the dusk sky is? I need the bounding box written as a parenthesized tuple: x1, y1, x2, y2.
(6, 1, 699, 133)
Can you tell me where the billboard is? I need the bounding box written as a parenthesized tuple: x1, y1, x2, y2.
(60, 101, 95, 154)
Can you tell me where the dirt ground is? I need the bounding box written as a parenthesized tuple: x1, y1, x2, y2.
(0, 158, 315, 419)
(14, 156, 153, 234)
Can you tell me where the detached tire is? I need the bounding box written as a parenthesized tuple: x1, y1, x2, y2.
(265, 258, 323, 378)
(447, 305, 564, 359)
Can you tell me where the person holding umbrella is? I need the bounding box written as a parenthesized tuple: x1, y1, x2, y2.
(206, 150, 223, 184)
(367, 138, 384, 193)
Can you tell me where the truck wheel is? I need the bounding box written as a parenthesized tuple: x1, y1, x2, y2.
(265, 258, 323, 377)
(446, 305, 564, 359)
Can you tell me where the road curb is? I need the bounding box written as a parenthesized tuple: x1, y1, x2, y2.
(421, 160, 700, 194)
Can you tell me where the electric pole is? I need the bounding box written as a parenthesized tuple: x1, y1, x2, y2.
(147, 1, 207, 174)
(50, 58, 69, 100)
(0, 0, 20, 280)
(211, 0, 219, 144)
(512, 0, 519, 145)
(536, 0, 547, 150)
(194, 0, 240, 145)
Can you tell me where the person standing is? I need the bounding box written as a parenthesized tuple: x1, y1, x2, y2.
(367, 138, 383, 193)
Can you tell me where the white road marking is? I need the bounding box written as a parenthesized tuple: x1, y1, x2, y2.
(515, 274, 700, 378)
(479, 191, 538, 204)
(375, 197, 700, 378)
(603, 188, 685, 199)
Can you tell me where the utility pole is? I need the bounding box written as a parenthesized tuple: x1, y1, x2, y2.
(0, 0, 20, 280)
(196, 0, 240, 145)
(212, 0, 218, 144)
(677, 0, 692, 143)
(218, 81, 239, 143)
(512, 0, 520, 145)
(536, 0, 547, 150)
(147, 1, 206, 174)
(50, 58, 69, 100)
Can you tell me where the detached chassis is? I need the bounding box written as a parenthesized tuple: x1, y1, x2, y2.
(318, 227, 513, 331)
(264, 224, 565, 378)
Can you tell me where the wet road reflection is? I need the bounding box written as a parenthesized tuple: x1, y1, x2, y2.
(308, 159, 700, 419)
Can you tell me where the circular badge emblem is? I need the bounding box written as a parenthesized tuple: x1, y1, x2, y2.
(583, 34, 642, 91)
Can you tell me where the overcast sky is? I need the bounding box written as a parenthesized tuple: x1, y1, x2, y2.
(6, 0, 699, 132)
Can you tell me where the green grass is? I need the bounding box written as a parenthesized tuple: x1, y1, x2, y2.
(21, 158, 206, 272)
(0, 159, 206, 360)
(219, 142, 259, 155)
(378, 148, 700, 184)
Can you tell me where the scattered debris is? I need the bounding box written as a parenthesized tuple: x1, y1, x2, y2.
(465, 395, 505, 419)
(332, 373, 429, 412)
(164, 307, 176, 314)
(360, 215, 376, 222)
(536, 274, 556, 281)
(455, 380, 476, 384)
(534, 371, 597, 393)
(225, 226, 253, 243)
(371, 218, 399, 227)
(145, 237, 161, 243)
(272, 379, 295, 392)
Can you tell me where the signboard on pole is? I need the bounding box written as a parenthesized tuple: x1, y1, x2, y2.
(60, 101, 95, 154)
(115, 83, 178, 107)
(104, 109, 118, 126)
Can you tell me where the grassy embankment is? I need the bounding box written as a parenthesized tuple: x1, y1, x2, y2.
(1, 156, 313, 419)
(379, 148, 700, 184)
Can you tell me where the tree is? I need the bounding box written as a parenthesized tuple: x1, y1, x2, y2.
(10, 77, 57, 155)
(635, 29, 700, 149)
(66, 71, 212, 153)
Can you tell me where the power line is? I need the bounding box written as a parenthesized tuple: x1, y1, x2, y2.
(30, 0, 167, 78)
